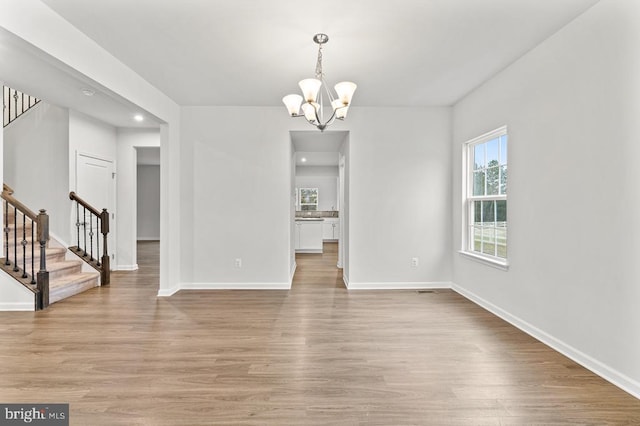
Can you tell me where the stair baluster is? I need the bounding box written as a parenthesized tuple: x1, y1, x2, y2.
(13, 207, 18, 273)
(75, 202, 80, 252)
(21, 213, 27, 279)
(96, 216, 101, 267)
(89, 214, 94, 261)
(30, 220, 36, 284)
(4, 201, 9, 266)
(1, 185, 49, 310)
(68, 192, 110, 285)
(83, 206, 87, 257)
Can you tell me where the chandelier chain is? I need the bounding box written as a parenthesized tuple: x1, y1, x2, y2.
(315, 43, 324, 79)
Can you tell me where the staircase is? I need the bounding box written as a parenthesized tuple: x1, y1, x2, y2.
(2, 190, 101, 308)
(2, 86, 105, 309)
(3, 86, 40, 128)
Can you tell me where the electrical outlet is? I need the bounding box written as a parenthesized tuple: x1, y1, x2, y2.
(411, 257, 419, 268)
(235, 258, 242, 268)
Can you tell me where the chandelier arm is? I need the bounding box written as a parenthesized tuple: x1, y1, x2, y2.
(322, 107, 338, 128)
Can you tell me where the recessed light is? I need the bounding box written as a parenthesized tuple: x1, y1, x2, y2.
(81, 88, 95, 96)
(301, 157, 307, 162)
(134, 114, 144, 122)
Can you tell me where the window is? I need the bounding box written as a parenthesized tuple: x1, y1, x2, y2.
(463, 126, 507, 266)
(299, 188, 318, 211)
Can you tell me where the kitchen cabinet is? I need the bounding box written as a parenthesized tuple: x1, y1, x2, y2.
(295, 220, 323, 253)
(322, 218, 340, 241)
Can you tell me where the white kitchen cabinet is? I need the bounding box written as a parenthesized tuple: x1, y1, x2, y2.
(322, 218, 340, 241)
(295, 220, 323, 253)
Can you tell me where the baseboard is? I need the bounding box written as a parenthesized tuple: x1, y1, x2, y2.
(0, 302, 33, 311)
(181, 282, 291, 290)
(137, 238, 160, 241)
(295, 249, 323, 254)
(116, 264, 139, 271)
(157, 285, 180, 297)
(452, 283, 640, 400)
(343, 273, 349, 288)
(346, 281, 452, 290)
(290, 262, 297, 285)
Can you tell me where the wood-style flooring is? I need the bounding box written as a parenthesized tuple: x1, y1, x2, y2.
(0, 241, 639, 425)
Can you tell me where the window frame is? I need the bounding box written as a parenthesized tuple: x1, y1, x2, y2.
(298, 187, 319, 211)
(460, 126, 509, 269)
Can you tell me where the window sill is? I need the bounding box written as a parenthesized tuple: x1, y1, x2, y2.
(458, 250, 509, 271)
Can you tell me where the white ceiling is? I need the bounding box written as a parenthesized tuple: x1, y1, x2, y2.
(39, 0, 600, 108)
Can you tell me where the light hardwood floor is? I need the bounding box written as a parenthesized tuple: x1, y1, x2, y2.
(0, 241, 639, 425)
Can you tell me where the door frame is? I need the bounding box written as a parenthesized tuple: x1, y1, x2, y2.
(75, 150, 117, 269)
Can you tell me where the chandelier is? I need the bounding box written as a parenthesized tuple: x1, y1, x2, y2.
(282, 34, 357, 132)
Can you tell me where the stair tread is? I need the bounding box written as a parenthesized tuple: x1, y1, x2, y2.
(50, 271, 99, 288)
(47, 259, 82, 272)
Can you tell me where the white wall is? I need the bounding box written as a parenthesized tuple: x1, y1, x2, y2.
(451, 0, 640, 397)
(181, 107, 293, 288)
(69, 110, 117, 170)
(137, 164, 160, 240)
(3, 102, 70, 242)
(347, 107, 452, 288)
(295, 166, 338, 211)
(116, 128, 160, 270)
(180, 106, 451, 290)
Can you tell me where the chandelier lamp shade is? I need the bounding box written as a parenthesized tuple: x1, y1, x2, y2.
(282, 34, 357, 131)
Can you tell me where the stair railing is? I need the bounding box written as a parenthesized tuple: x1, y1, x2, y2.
(3, 86, 40, 128)
(1, 184, 50, 310)
(69, 192, 110, 285)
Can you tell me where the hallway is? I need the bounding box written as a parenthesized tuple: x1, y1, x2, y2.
(292, 242, 343, 290)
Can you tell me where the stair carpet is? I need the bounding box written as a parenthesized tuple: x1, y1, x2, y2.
(2, 207, 100, 304)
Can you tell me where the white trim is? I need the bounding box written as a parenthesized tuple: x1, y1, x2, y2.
(181, 282, 291, 290)
(466, 125, 508, 146)
(289, 262, 297, 285)
(462, 125, 508, 263)
(157, 285, 180, 297)
(295, 249, 323, 254)
(137, 237, 160, 241)
(0, 302, 33, 311)
(75, 150, 118, 269)
(452, 283, 640, 400)
(458, 250, 509, 271)
(342, 273, 349, 288)
(116, 264, 139, 271)
(346, 281, 452, 290)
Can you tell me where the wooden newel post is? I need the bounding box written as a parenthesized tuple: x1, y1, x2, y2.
(36, 209, 49, 310)
(100, 209, 110, 285)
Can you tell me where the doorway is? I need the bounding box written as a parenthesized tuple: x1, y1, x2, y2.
(289, 130, 349, 287)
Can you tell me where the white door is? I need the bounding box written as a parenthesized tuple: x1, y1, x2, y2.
(76, 153, 116, 266)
